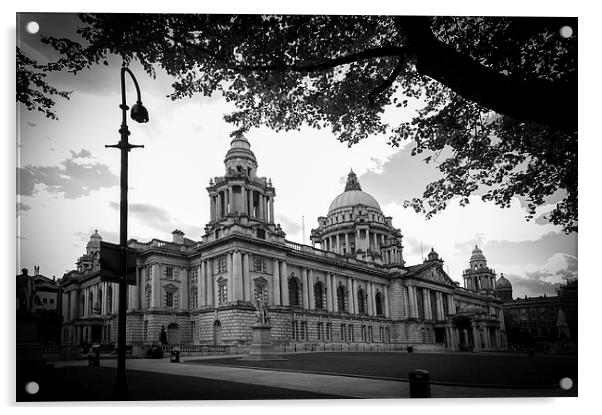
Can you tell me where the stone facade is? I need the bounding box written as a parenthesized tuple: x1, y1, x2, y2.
(60, 135, 507, 352)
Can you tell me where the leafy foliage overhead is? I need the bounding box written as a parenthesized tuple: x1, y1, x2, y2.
(17, 14, 577, 232)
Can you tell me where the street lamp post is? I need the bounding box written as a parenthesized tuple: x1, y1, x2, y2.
(106, 66, 149, 400)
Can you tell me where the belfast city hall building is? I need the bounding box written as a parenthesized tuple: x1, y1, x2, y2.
(60, 135, 507, 353)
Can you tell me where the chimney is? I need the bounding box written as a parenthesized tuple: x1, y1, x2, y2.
(172, 229, 185, 244)
(34, 266, 40, 276)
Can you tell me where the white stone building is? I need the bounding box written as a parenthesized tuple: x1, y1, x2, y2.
(60, 135, 506, 352)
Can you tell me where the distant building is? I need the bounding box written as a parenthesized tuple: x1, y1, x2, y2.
(59, 135, 506, 353)
(30, 266, 60, 313)
(17, 266, 62, 344)
(495, 276, 577, 348)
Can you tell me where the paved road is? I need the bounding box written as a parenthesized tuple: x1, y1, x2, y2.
(39, 356, 577, 400)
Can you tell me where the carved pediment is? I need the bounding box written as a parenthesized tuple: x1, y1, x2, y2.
(415, 265, 456, 287)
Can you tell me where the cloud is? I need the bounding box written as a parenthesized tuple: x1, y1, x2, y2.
(359, 145, 444, 205)
(455, 232, 577, 267)
(18, 149, 118, 199)
(275, 214, 303, 236)
(109, 202, 175, 234)
(500, 253, 577, 298)
(17, 202, 31, 212)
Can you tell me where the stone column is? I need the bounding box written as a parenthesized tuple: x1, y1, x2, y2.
(226, 253, 234, 302)
(216, 192, 222, 219)
(241, 185, 247, 216)
(151, 263, 161, 308)
(345, 233, 349, 255)
(280, 261, 289, 305)
(227, 186, 233, 214)
(365, 229, 370, 252)
(180, 266, 189, 311)
(199, 263, 206, 307)
(408, 285, 418, 318)
(206, 260, 215, 307)
(422, 288, 430, 320)
(301, 268, 309, 308)
(273, 259, 281, 305)
(113, 283, 120, 314)
(335, 234, 340, 254)
(471, 324, 480, 351)
(210, 194, 216, 221)
(435, 292, 443, 321)
(347, 277, 354, 314)
(331, 274, 338, 312)
(384, 285, 390, 317)
(447, 294, 455, 315)
(325, 273, 333, 312)
(233, 250, 243, 301)
(243, 252, 250, 302)
(373, 233, 378, 252)
(355, 229, 360, 251)
(308, 269, 315, 310)
(258, 194, 265, 220)
(269, 195, 275, 223)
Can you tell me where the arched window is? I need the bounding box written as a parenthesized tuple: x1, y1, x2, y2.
(375, 292, 384, 315)
(88, 292, 93, 315)
(357, 288, 367, 314)
(337, 285, 347, 311)
(106, 285, 113, 313)
(97, 288, 102, 311)
(314, 281, 325, 309)
(190, 287, 198, 309)
(289, 276, 301, 306)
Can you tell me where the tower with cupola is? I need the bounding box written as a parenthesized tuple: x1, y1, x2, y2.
(463, 245, 497, 294)
(202, 133, 286, 244)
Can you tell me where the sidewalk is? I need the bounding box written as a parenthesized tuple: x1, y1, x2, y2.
(54, 358, 576, 399)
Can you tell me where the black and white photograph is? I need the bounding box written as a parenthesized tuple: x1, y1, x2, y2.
(10, 2, 589, 408)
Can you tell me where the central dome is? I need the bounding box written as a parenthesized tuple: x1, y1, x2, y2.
(327, 170, 382, 213)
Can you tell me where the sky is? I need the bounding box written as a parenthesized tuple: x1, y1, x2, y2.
(15, 12, 578, 300)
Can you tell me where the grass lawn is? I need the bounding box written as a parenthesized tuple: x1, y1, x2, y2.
(190, 352, 577, 388)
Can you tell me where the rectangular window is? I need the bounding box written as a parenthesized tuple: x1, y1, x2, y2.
(300, 321, 307, 340)
(340, 324, 346, 341)
(217, 257, 227, 273)
(165, 291, 174, 307)
(349, 325, 354, 342)
(218, 283, 228, 305)
(165, 266, 174, 279)
(317, 323, 323, 340)
(379, 326, 384, 342)
(326, 323, 332, 341)
(190, 267, 199, 284)
(254, 257, 266, 272)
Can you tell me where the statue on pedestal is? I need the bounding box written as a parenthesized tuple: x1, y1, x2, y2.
(255, 299, 269, 325)
(16, 268, 36, 315)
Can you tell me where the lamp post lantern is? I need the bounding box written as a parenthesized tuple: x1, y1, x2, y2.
(106, 66, 148, 400)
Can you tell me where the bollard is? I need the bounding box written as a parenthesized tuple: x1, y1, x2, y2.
(407, 345, 413, 353)
(88, 345, 100, 366)
(409, 369, 431, 398)
(170, 348, 180, 363)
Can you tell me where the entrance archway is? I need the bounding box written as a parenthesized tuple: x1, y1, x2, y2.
(213, 320, 222, 345)
(167, 323, 180, 345)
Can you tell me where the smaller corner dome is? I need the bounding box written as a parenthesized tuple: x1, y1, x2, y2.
(470, 245, 486, 262)
(87, 229, 102, 246)
(426, 248, 440, 261)
(224, 135, 257, 163)
(496, 274, 512, 289)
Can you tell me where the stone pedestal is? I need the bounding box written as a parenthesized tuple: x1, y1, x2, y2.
(241, 324, 286, 361)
